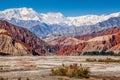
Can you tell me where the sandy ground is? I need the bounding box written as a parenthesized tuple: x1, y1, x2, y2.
(0, 56, 120, 80)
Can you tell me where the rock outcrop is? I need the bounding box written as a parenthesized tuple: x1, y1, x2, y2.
(0, 20, 56, 55)
(0, 29, 31, 56)
(0, 20, 120, 56)
(56, 27, 120, 55)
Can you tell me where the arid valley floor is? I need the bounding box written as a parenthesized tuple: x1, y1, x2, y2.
(0, 56, 120, 80)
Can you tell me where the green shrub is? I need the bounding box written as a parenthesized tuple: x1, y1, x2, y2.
(51, 63, 89, 78)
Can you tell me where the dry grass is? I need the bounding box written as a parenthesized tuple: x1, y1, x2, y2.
(50, 64, 90, 79)
(0, 77, 30, 80)
(0, 77, 5, 80)
(86, 57, 120, 63)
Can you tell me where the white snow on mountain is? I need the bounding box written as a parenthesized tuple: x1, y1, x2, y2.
(63, 12, 120, 26)
(40, 12, 64, 24)
(0, 7, 40, 21)
(0, 7, 120, 26)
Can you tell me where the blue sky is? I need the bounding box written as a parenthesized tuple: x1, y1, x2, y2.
(0, 0, 120, 16)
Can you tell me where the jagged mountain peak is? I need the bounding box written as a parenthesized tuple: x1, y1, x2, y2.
(2, 7, 33, 13)
(0, 7, 40, 21)
(40, 12, 64, 24)
(0, 7, 120, 26)
(109, 12, 120, 17)
(40, 12, 120, 26)
(65, 12, 120, 26)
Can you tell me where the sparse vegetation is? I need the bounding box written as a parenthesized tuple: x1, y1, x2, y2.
(26, 77, 30, 80)
(86, 58, 97, 62)
(50, 64, 90, 78)
(86, 57, 120, 63)
(18, 77, 21, 80)
(1, 56, 120, 80)
(83, 51, 120, 56)
(0, 52, 10, 56)
(57, 77, 69, 80)
(0, 65, 10, 72)
(0, 77, 4, 80)
(0, 77, 30, 80)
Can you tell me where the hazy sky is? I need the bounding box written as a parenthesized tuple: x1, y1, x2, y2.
(0, 0, 120, 16)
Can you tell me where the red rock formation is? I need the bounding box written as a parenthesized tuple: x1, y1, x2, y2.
(58, 42, 87, 55)
(0, 29, 32, 56)
(108, 44, 120, 54)
(74, 27, 120, 40)
(0, 20, 56, 55)
(57, 27, 120, 55)
(1, 20, 120, 56)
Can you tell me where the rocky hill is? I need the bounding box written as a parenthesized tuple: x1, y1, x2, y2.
(0, 29, 31, 56)
(0, 21, 56, 56)
(52, 27, 120, 55)
(0, 20, 120, 56)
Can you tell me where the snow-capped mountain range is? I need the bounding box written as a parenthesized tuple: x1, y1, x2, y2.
(0, 7, 120, 26)
(0, 8, 41, 21)
(0, 7, 120, 40)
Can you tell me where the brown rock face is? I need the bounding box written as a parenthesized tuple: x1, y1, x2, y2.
(58, 43, 86, 55)
(1, 20, 120, 56)
(57, 27, 120, 55)
(74, 27, 120, 40)
(108, 44, 120, 54)
(0, 30, 31, 56)
(0, 20, 56, 55)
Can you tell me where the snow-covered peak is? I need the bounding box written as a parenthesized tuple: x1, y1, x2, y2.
(0, 8, 120, 26)
(40, 12, 64, 24)
(39, 12, 120, 26)
(109, 12, 120, 17)
(64, 13, 120, 26)
(0, 7, 40, 21)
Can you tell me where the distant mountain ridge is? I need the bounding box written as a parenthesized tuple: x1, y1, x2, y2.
(0, 8, 120, 40)
(0, 8, 41, 21)
(0, 7, 120, 26)
(52, 27, 120, 55)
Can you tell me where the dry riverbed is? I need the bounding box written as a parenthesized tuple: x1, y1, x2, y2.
(0, 56, 120, 80)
